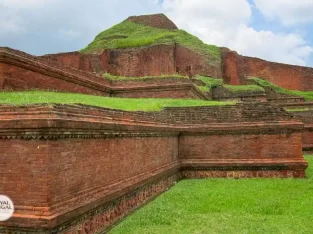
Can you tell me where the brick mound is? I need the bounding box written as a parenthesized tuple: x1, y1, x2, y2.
(1, 13, 313, 234)
(126, 13, 178, 30)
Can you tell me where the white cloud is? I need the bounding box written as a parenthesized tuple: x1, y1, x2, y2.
(0, 0, 161, 54)
(0, 0, 46, 9)
(162, 0, 313, 66)
(163, 0, 251, 29)
(0, 8, 25, 34)
(254, 0, 313, 26)
(58, 29, 80, 39)
(229, 26, 313, 66)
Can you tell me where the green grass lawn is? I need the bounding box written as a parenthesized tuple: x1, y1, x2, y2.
(110, 155, 313, 234)
(0, 91, 234, 111)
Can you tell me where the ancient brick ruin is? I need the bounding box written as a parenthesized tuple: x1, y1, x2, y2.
(0, 13, 312, 233)
(222, 49, 313, 91)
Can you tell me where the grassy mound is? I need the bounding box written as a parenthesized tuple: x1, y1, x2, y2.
(249, 77, 313, 101)
(110, 155, 313, 234)
(80, 21, 220, 64)
(0, 91, 234, 112)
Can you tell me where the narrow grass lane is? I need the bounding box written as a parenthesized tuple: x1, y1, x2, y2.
(111, 156, 313, 234)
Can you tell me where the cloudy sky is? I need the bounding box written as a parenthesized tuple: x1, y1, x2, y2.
(1, 0, 313, 66)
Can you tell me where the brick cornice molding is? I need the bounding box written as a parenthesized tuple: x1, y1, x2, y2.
(0, 104, 304, 139)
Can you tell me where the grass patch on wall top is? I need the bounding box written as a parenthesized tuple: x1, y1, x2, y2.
(110, 155, 313, 234)
(194, 76, 264, 93)
(103, 73, 188, 81)
(194, 75, 223, 92)
(249, 77, 313, 101)
(196, 76, 223, 88)
(224, 84, 265, 93)
(0, 91, 235, 112)
(80, 21, 221, 64)
(285, 108, 312, 112)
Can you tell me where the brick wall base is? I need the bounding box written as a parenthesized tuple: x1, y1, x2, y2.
(0, 173, 179, 234)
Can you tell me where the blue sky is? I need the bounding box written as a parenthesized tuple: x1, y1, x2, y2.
(0, 0, 313, 66)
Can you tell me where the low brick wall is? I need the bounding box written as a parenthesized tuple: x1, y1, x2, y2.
(0, 103, 307, 233)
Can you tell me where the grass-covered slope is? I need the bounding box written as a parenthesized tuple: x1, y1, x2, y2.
(249, 77, 313, 101)
(0, 91, 234, 112)
(80, 21, 220, 63)
(110, 155, 313, 234)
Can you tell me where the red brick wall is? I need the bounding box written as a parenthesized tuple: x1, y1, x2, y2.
(100, 50, 109, 73)
(0, 52, 205, 99)
(0, 62, 4, 88)
(288, 110, 313, 151)
(303, 130, 313, 146)
(110, 78, 205, 99)
(243, 56, 307, 90)
(221, 50, 245, 85)
(48, 136, 178, 211)
(126, 13, 178, 30)
(108, 45, 176, 77)
(221, 50, 313, 91)
(0, 140, 49, 209)
(0, 135, 179, 229)
(0, 62, 108, 96)
(42, 52, 93, 72)
(302, 67, 313, 91)
(42, 46, 177, 77)
(41, 45, 223, 79)
(179, 133, 303, 160)
(175, 45, 222, 78)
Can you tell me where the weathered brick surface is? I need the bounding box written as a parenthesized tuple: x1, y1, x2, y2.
(211, 85, 266, 101)
(0, 47, 206, 99)
(107, 44, 176, 77)
(303, 130, 313, 147)
(41, 45, 223, 80)
(180, 133, 302, 159)
(175, 45, 222, 78)
(0, 47, 111, 96)
(0, 62, 109, 95)
(42, 52, 94, 73)
(221, 49, 313, 91)
(126, 13, 178, 30)
(291, 110, 313, 152)
(221, 49, 245, 85)
(243, 56, 313, 91)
